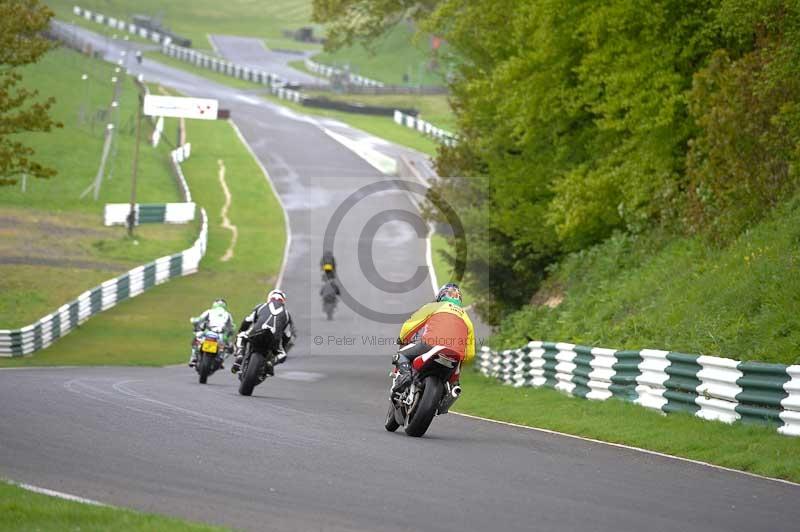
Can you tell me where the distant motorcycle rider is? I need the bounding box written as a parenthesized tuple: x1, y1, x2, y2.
(231, 289, 296, 376)
(188, 299, 234, 368)
(320, 249, 336, 280)
(320, 277, 340, 302)
(320, 277, 340, 319)
(392, 283, 475, 395)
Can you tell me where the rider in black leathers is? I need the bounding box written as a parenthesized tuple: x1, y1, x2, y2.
(231, 289, 295, 376)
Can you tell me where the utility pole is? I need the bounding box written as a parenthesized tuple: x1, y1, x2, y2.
(128, 93, 143, 237)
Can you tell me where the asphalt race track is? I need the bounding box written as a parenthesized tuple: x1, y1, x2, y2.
(209, 35, 325, 87)
(1, 22, 799, 532)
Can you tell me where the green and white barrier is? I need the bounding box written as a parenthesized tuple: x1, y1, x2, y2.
(0, 209, 207, 357)
(73, 6, 172, 45)
(304, 58, 385, 88)
(160, 42, 284, 86)
(170, 143, 193, 202)
(103, 202, 196, 226)
(393, 110, 457, 146)
(478, 342, 800, 436)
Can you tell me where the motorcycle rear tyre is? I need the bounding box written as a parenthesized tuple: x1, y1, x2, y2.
(198, 353, 213, 384)
(404, 376, 443, 437)
(238, 351, 264, 396)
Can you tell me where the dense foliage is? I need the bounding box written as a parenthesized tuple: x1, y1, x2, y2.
(315, 0, 800, 324)
(491, 190, 800, 364)
(0, 0, 60, 186)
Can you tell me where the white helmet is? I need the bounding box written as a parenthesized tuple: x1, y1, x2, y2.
(268, 289, 286, 303)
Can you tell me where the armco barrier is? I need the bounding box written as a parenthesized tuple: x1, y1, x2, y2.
(160, 42, 285, 88)
(393, 110, 457, 146)
(300, 97, 416, 117)
(304, 58, 385, 88)
(73, 5, 172, 45)
(0, 209, 207, 357)
(169, 143, 193, 202)
(478, 342, 800, 436)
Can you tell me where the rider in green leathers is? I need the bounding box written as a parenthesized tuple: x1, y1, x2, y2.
(189, 299, 234, 368)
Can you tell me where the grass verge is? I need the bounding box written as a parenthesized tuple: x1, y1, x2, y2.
(0, 481, 227, 531)
(1, 46, 196, 327)
(47, 0, 315, 52)
(455, 371, 800, 483)
(0, 117, 285, 367)
(430, 233, 475, 306)
(314, 23, 451, 87)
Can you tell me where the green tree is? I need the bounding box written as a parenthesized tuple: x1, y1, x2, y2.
(312, 0, 440, 50)
(317, 0, 800, 322)
(686, 0, 800, 240)
(0, 0, 61, 186)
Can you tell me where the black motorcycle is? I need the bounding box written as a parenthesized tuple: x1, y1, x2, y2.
(237, 331, 277, 396)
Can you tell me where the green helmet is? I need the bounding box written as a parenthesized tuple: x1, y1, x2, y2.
(212, 298, 227, 310)
(436, 283, 463, 307)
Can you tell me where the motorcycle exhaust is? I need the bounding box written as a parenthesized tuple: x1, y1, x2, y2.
(438, 384, 462, 415)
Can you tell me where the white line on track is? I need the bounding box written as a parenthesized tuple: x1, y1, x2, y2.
(228, 119, 292, 288)
(217, 158, 238, 262)
(321, 127, 398, 175)
(451, 411, 800, 487)
(12, 481, 106, 506)
(207, 34, 221, 55)
(395, 154, 439, 295)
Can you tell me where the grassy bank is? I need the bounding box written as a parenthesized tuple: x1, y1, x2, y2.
(0, 117, 285, 367)
(489, 194, 800, 365)
(47, 0, 316, 51)
(4, 47, 182, 211)
(0, 481, 227, 531)
(430, 233, 475, 306)
(454, 371, 800, 482)
(49, 1, 447, 85)
(314, 23, 450, 87)
(0, 46, 196, 328)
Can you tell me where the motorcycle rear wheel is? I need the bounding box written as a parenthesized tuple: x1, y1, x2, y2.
(198, 353, 213, 384)
(238, 351, 264, 396)
(404, 376, 443, 437)
(384, 402, 400, 432)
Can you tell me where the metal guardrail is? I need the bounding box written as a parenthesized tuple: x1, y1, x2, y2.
(160, 42, 287, 87)
(72, 5, 173, 45)
(303, 58, 385, 88)
(478, 342, 800, 436)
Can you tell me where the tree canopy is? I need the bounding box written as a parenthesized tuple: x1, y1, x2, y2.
(0, 0, 60, 186)
(317, 0, 800, 324)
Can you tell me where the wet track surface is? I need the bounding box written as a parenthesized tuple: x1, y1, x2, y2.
(1, 22, 799, 532)
(209, 35, 325, 87)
